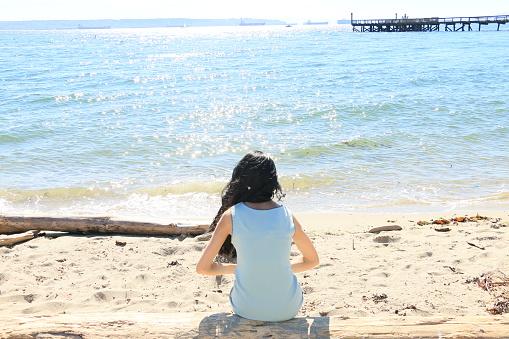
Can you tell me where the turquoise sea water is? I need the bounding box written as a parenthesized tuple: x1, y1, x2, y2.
(1, 25, 508, 218)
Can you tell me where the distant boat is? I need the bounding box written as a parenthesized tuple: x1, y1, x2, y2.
(304, 20, 328, 25)
(78, 24, 111, 29)
(239, 20, 265, 26)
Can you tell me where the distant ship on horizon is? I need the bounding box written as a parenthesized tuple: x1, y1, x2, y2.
(239, 20, 265, 26)
(304, 20, 328, 25)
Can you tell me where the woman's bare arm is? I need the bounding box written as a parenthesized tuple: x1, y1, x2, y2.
(290, 216, 319, 273)
(196, 209, 237, 276)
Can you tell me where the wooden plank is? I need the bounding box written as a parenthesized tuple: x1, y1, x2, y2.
(0, 215, 209, 236)
(1, 313, 508, 338)
(0, 230, 38, 247)
(368, 225, 402, 233)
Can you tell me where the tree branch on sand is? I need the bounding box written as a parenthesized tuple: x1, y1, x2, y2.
(0, 215, 208, 238)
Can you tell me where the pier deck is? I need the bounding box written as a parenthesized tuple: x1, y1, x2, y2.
(351, 15, 509, 32)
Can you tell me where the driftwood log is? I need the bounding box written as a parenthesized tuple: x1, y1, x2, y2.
(1, 313, 508, 338)
(0, 215, 208, 236)
(368, 225, 402, 233)
(0, 230, 39, 247)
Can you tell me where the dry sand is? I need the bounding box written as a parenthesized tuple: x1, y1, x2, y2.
(1, 209, 508, 319)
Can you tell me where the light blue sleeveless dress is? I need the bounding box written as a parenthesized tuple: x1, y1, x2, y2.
(229, 202, 304, 322)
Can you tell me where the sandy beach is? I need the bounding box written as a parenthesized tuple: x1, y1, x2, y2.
(1, 209, 508, 323)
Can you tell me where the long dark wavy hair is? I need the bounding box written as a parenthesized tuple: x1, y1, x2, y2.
(208, 151, 284, 261)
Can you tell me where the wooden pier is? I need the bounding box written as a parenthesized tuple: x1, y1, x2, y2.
(351, 14, 509, 32)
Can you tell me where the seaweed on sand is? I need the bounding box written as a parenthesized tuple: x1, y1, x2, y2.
(478, 270, 509, 315)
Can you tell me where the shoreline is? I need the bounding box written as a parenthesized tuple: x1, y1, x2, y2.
(1, 195, 508, 221)
(0, 209, 508, 319)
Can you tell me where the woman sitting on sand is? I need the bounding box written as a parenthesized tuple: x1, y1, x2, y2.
(196, 151, 319, 322)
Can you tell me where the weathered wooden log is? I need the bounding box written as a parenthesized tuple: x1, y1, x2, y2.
(0, 215, 208, 236)
(368, 225, 402, 233)
(0, 313, 508, 338)
(0, 230, 39, 247)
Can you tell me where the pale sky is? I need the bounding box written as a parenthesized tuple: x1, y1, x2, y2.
(1, 0, 508, 23)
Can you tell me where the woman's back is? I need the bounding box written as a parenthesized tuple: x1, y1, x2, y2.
(196, 151, 318, 322)
(229, 202, 303, 322)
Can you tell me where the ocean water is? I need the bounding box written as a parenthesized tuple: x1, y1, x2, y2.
(1, 25, 508, 219)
